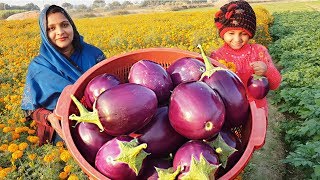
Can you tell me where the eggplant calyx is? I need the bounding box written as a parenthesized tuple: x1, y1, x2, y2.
(156, 166, 181, 180)
(69, 95, 104, 132)
(180, 154, 220, 180)
(252, 74, 265, 81)
(197, 44, 225, 81)
(115, 138, 149, 175)
(207, 134, 238, 168)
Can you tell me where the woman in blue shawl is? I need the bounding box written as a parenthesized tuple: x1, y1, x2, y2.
(21, 5, 106, 145)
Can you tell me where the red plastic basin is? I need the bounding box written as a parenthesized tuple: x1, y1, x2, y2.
(55, 48, 267, 180)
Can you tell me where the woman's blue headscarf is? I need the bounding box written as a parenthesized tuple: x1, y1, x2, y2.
(21, 5, 105, 111)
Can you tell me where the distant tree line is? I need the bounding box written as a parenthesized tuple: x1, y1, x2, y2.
(0, 0, 212, 11)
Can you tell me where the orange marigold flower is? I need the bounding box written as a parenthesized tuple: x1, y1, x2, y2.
(0, 124, 5, 129)
(28, 154, 36, 161)
(59, 171, 69, 179)
(7, 119, 15, 125)
(56, 141, 64, 147)
(27, 136, 39, 144)
(60, 150, 71, 162)
(64, 165, 72, 173)
(18, 142, 28, 151)
(28, 129, 36, 135)
(2, 127, 12, 133)
(14, 127, 24, 134)
(0, 169, 8, 179)
(22, 126, 29, 132)
(0, 144, 8, 151)
(67, 174, 79, 180)
(12, 150, 23, 160)
(12, 133, 20, 140)
(43, 154, 54, 163)
(8, 144, 19, 153)
(19, 118, 27, 123)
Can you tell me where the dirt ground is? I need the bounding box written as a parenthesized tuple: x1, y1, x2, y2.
(242, 101, 287, 180)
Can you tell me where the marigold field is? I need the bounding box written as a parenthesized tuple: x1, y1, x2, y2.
(0, 7, 272, 179)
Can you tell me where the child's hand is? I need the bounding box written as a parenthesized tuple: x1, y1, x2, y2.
(250, 61, 267, 76)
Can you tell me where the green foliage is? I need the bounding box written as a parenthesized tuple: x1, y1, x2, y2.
(269, 11, 320, 179)
(0, 10, 25, 19)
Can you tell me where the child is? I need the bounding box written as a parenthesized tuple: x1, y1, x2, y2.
(210, 0, 281, 114)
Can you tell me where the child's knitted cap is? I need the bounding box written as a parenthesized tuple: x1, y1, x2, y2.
(214, 0, 256, 38)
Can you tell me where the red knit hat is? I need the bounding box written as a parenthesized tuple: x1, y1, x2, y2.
(214, 0, 256, 38)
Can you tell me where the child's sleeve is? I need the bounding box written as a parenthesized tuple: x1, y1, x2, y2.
(259, 45, 282, 90)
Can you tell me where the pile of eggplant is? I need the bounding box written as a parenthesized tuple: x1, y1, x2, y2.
(69, 45, 251, 180)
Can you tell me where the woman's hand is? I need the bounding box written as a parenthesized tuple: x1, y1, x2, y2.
(250, 61, 267, 76)
(47, 113, 63, 138)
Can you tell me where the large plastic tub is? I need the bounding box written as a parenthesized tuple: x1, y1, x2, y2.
(54, 48, 267, 180)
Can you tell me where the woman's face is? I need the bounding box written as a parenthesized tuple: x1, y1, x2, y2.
(223, 29, 250, 50)
(47, 12, 74, 52)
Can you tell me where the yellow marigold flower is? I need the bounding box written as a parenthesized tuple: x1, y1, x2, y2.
(43, 154, 54, 163)
(0, 124, 5, 129)
(56, 141, 64, 147)
(8, 144, 19, 153)
(0, 144, 8, 151)
(12, 133, 20, 140)
(67, 174, 79, 180)
(12, 150, 23, 160)
(60, 150, 71, 162)
(27, 136, 39, 144)
(64, 165, 72, 173)
(28, 129, 36, 135)
(28, 154, 36, 161)
(18, 142, 28, 151)
(5, 105, 13, 111)
(2, 127, 12, 133)
(59, 171, 69, 179)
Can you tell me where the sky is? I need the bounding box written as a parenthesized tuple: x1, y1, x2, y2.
(1, 0, 141, 8)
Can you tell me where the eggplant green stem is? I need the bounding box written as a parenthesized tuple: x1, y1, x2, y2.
(69, 95, 104, 132)
(116, 139, 149, 175)
(197, 44, 225, 80)
(252, 74, 264, 80)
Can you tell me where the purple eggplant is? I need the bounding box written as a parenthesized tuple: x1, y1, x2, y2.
(247, 74, 270, 99)
(169, 81, 225, 140)
(84, 73, 120, 109)
(173, 140, 220, 179)
(128, 60, 173, 104)
(167, 57, 206, 87)
(72, 122, 113, 166)
(95, 136, 149, 179)
(137, 106, 188, 157)
(138, 156, 172, 180)
(198, 44, 249, 128)
(69, 83, 158, 136)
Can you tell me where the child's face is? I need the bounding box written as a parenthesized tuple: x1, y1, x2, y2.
(223, 30, 250, 50)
